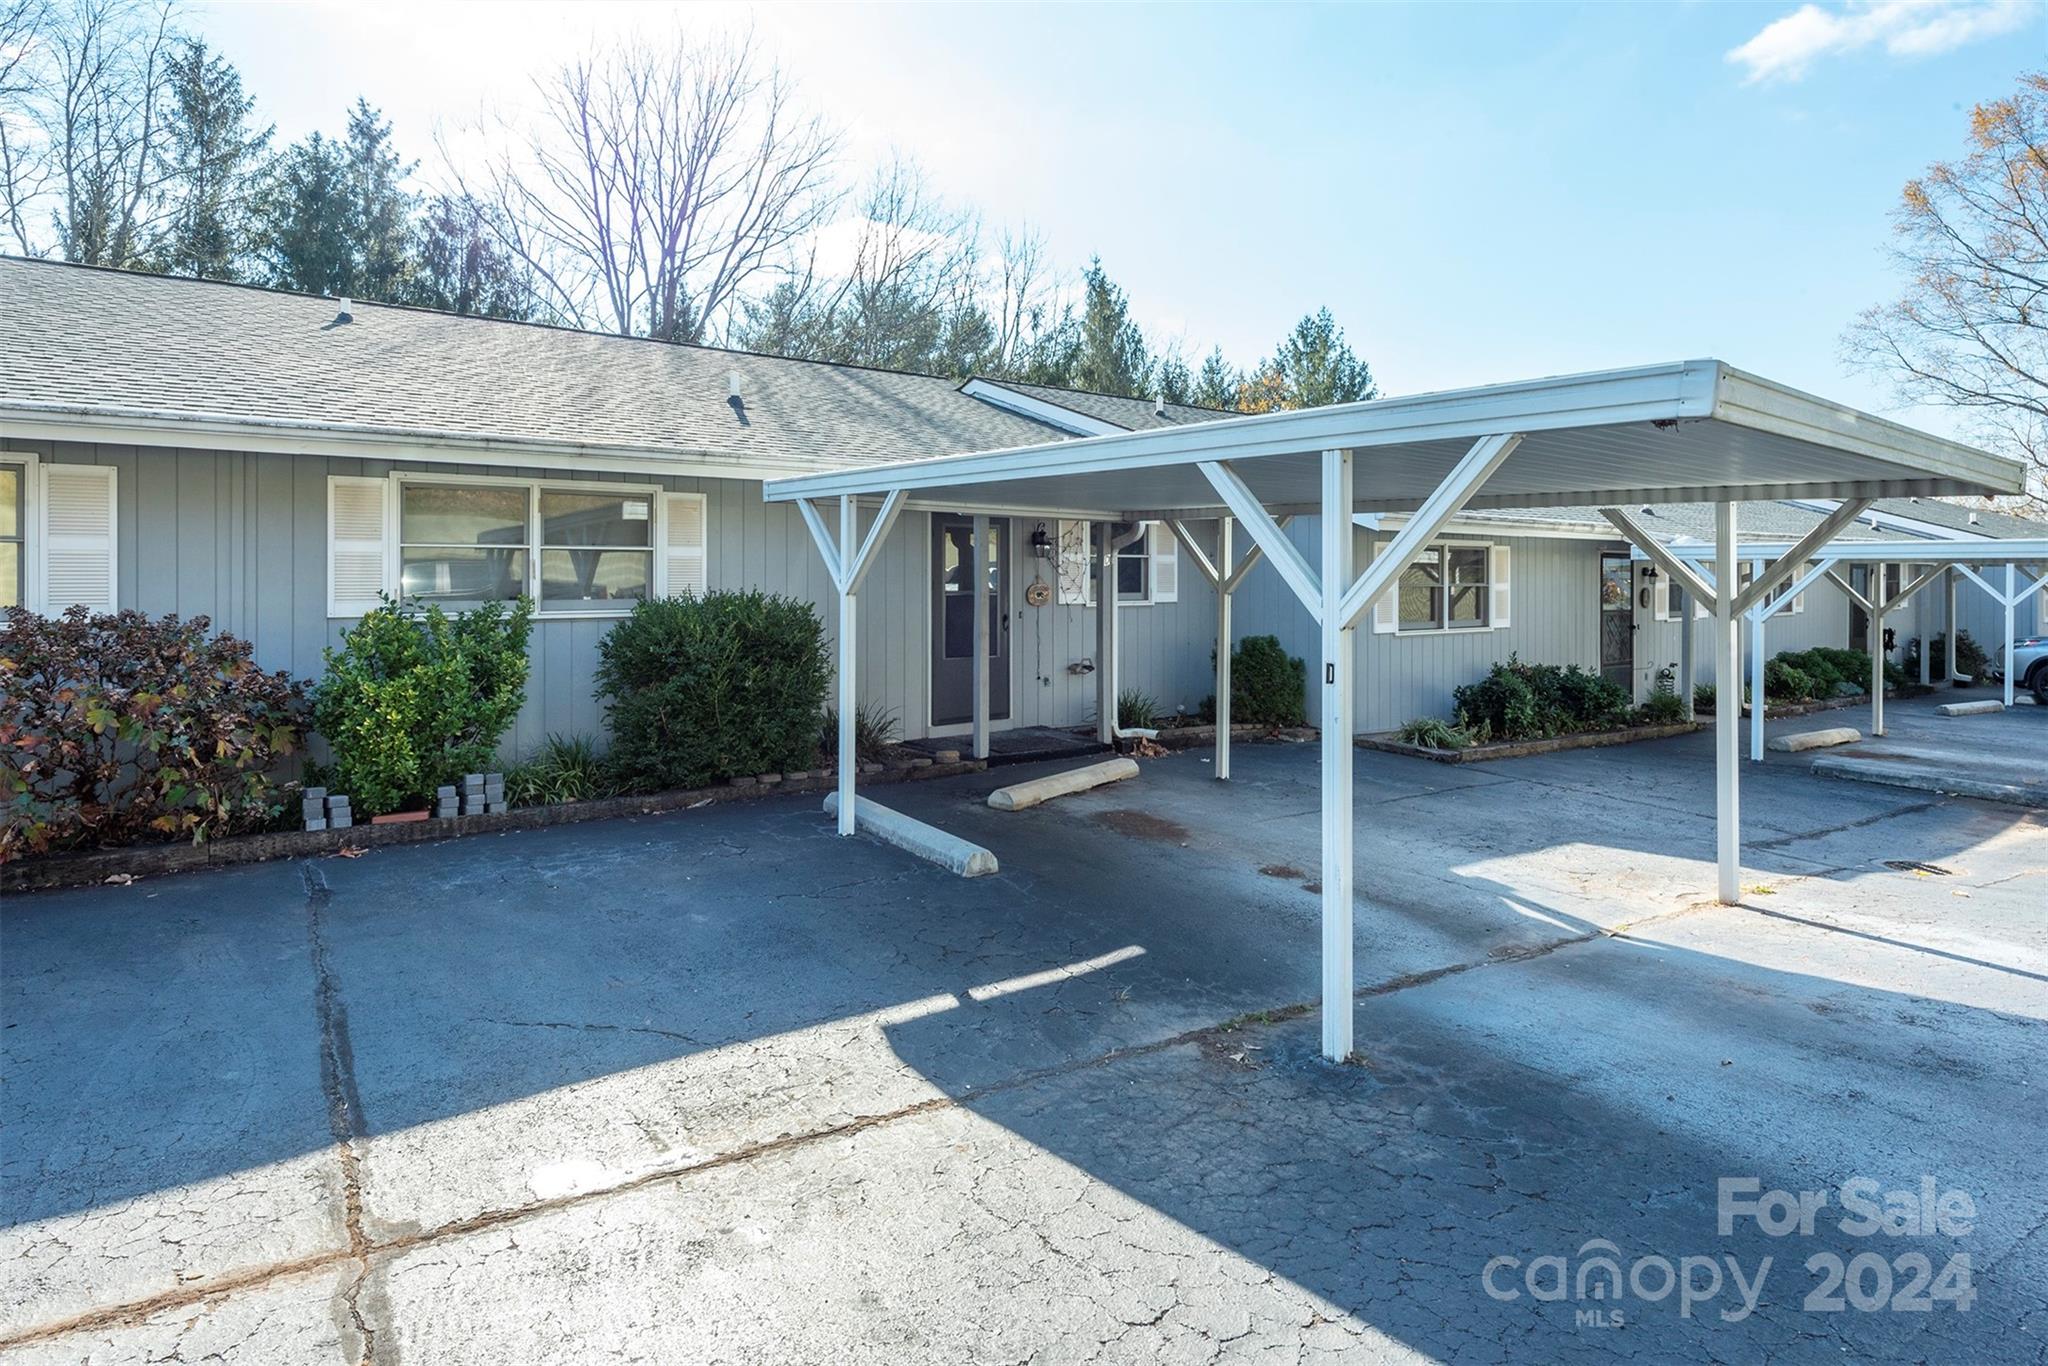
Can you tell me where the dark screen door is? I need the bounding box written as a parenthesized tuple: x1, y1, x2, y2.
(1600, 555, 1635, 693)
(931, 517, 1010, 726)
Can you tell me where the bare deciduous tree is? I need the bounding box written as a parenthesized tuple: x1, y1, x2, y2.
(1846, 72, 2048, 507)
(0, 0, 179, 263)
(461, 27, 837, 343)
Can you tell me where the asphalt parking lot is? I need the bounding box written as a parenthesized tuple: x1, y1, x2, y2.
(4, 693, 2044, 1364)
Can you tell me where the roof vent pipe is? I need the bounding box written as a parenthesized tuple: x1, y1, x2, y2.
(1153, 392, 1166, 418)
(1968, 512, 1981, 525)
(728, 371, 743, 400)
(334, 298, 353, 325)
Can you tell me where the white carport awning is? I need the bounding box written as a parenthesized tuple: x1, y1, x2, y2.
(763, 360, 2016, 518)
(769, 359, 2024, 1066)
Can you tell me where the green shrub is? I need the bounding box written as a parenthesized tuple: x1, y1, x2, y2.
(312, 594, 534, 815)
(0, 606, 307, 860)
(1397, 716, 1481, 750)
(1774, 649, 1842, 699)
(1635, 689, 1688, 726)
(1762, 658, 1814, 702)
(820, 698, 899, 764)
(1694, 682, 1716, 711)
(1902, 630, 1989, 683)
(1452, 655, 1629, 741)
(506, 734, 618, 807)
(596, 591, 829, 790)
(1812, 647, 1873, 691)
(1229, 635, 1308, 727)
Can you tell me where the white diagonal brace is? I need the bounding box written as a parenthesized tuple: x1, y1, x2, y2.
(1824, 568, 1875, 616)
(1956, 561, 2048, 607)
(1223, 516, 1291, 592)
(1730, 498, 1872, 616)
(1167, 519, 1220, 586)
(1338, 432, 1523, 631)
(796, 497, 843, 590)
(1602, 507, 1719, 611)
(843, 489, 907, 595)
(1200, 461, 1321, 621)
(1755, 556, 1837, 622)
(1882, 566, 1942, 615)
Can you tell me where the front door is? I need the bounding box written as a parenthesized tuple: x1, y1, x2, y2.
(1600, 554, 1635, 695)
(931, 516, 1011, 726)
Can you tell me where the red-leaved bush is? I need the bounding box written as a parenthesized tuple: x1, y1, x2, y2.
(1, 606, 307, 861)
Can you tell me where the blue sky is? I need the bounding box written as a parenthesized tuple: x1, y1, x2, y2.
(193, 1, 2042, 430)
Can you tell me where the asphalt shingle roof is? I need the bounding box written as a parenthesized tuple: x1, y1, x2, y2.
(1869, 496, 2047, 540)
(0, 258, 1075, 473)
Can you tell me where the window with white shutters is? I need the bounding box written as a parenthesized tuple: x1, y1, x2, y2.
(328, 476, 391, 617)
(663, 492, 707, 597)
(43, 464, 116, 614)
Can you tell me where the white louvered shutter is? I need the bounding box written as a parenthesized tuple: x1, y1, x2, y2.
(43, 464, 117, 613)
(1489, 545, 1512, 629)
(1372, 540, 1397, 634)
(664, 492, 707, 597)
(327, 476, 389, 617)
(1147, 523, 1177, 603)
(1057, 519, 1090, 605)
(1653, 574, 1673, 623)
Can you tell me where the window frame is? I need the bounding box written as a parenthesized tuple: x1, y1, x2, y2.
(0, 452, 36, 614)
(389, 470, 670, 619)
(1079, 522, 1176, 607)
(1395, 540, 1493, 635)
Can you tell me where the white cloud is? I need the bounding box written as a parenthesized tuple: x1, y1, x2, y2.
(1726, 0, 2038, 84)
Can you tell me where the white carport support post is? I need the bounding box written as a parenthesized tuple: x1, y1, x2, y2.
(1954, 562, 2048, 706)
(1713, 503, 1741, 905)
(1872, 568, 1890, 735)
(837, 497, 858, 834)
(1946, 570, 1959, 680)
(972, 514, 991, 760)
(796, 491, 907, 838)
(1096, 522, 1148, 743)
(1748, 558, 1766, 763)
(2005, 564, 2016, 709)
(1319, 449, 1356, 1063)
(1215, 517, 1233, 778)
(1171, 514, 1284, 781)
(1681, 608, 1696, 720)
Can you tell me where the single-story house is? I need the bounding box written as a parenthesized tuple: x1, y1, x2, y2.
(3, 256, 2042, 757)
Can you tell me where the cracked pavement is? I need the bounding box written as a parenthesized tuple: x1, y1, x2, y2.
(3, 695, 2045, 1363)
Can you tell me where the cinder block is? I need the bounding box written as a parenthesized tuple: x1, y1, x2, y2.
(304, 817, 327, 832)
(304, 787, 327, 801)
(437, 785, 457, 801)
(330, 814, 352, 830)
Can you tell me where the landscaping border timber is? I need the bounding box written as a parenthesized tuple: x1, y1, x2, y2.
(1356, 721, 1703, 765)
(2, 759, 986, 895)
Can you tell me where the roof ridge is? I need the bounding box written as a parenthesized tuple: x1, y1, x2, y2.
(975, 373, 1237, 415)
(0, 254, 983, 389)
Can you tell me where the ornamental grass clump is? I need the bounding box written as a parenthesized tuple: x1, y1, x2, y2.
(311, 595, 534, 815)
(0, 606, 307, 860)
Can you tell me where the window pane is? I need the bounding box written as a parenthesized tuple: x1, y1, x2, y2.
(0, 467, 19, 540)
(401, 484, 527, 547)
(540, 491, 651, 548)
(0, 543, 19, 608)
(1398, 551, 1441, 628)
(400, 547, 527, 603)
(540, 549, 650, 606)
(1117, 552, 1146, 599)
(1447, 548, 1488, 626)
